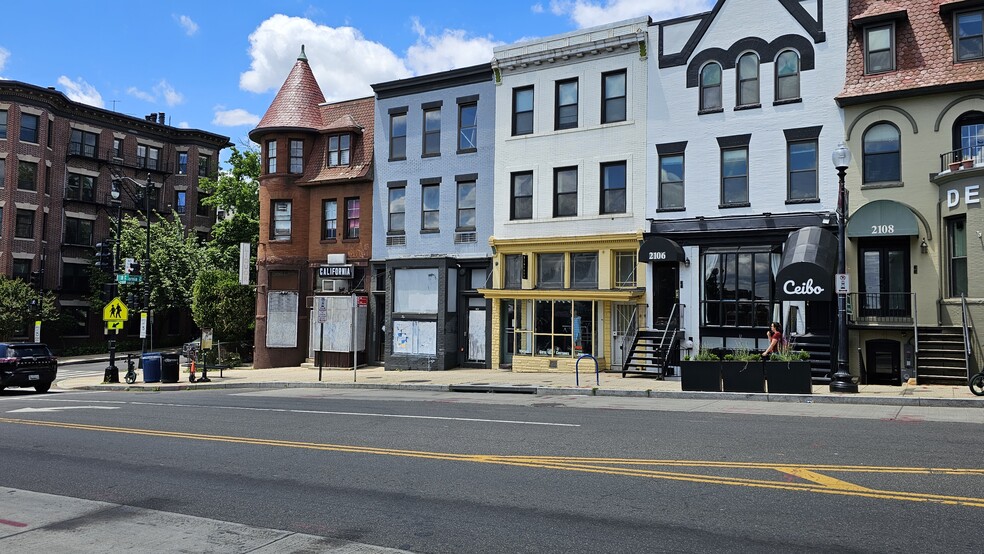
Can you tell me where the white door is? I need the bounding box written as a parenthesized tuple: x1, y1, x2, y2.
(611, 303, 637, 371)
(467, 308, 486, 363)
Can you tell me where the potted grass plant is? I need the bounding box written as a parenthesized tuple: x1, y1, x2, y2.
(765, 345, 812, 394)
(680, 346, 722, 392)
(721, 346, 766, 393)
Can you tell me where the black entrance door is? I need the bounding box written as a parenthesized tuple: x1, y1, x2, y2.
(653, 264, 679, 325)
(859, 239, 911, 318)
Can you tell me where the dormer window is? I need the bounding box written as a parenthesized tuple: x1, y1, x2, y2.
(865, 24, 895, 74)
(328, 134, 350, 166)
(956, 10, 984, 61)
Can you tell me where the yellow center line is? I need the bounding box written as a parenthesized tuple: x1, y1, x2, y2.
(3, 417, 983, 509)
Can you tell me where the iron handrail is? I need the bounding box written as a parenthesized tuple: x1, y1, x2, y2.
(912, 292, 918, 354)
(962, 294, 972, 380)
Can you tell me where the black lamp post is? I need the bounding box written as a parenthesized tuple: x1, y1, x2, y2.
(831, 142, 858, 393)
(111, 173, 155, 358)
(102, 181, 123, 383)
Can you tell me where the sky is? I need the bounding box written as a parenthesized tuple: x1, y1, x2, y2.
(0, 0, 712, 158)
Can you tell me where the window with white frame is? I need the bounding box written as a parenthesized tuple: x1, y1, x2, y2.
(288, 140, 303, 173)
(865, 24, 895, 74)
(328, 135, 350, 166)
(956, 10, 984, 61)
(323, 199, 337, 240)
(345, 198, 360, 239)
(272, 200, 291, 240)
(266, 140, 277, 173)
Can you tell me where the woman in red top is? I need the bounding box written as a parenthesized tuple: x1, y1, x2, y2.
(762, 322, 785, 358)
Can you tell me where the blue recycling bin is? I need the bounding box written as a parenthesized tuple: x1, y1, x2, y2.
(142, 352, 162, 383)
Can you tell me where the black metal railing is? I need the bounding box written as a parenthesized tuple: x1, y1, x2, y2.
(849, 292, 914, 323)
(940, 146, 984, 172)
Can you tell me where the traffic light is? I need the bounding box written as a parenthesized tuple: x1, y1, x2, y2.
(95, 242, 113, 273)
(29, 271, 41, 290)
(125, 259, 141, 276)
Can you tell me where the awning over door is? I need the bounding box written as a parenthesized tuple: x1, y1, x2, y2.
(638, 236, 686, 263)
(846, 199, 920, 238)
(774, 226, 837, 301)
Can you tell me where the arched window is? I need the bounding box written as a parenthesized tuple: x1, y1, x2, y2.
(700, 63, 722, 111)
(737, 53, 759, 106)
(775, 50, 800, 101)
(953, 111, 984, 164)
(863, 123, 901, 183)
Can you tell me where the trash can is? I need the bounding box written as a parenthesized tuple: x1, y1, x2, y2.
(142, 352, 162, 383)
(161, 353, 180, 383)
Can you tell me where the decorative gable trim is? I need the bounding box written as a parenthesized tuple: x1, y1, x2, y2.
(685, 35, 815, 88)
(659, 0, 825, 69)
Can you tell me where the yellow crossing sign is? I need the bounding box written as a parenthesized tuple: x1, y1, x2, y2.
(107, 321, 124, 330)
(103, 297, 129, 321)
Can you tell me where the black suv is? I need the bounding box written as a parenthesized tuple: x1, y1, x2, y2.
(0, 343, 58, 393)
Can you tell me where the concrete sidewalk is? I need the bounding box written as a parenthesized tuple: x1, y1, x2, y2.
(53, 356, 983, 408)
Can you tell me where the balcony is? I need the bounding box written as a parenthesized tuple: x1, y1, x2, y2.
(938, 146, 983, 174)
(65, 147, 173, 175)
(848, 292, 915, 325)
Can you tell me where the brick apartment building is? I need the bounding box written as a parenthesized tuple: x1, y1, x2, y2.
(0, 80, 230, 347)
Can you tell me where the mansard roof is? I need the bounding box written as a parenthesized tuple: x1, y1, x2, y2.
(250, 46, 326, 140)
(301, 96, 375, 185)
(837, 0, 984, 106)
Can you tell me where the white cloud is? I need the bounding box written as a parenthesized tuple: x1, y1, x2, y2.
(154, 80, 184, 106)
(126, 80, 184, 106)
(404, 18, 499, 75)
(531, 3, 545, 14)
(175, 14, 199, 36)
(127, 86, 155, 102)
(240, 15, 500, 101)
(550, 0, 712, 28)
(178, 121, 191, 129)
(57, 76, 104, 108)
(212, 108, 260, 127)
(240, 14, 411, 101)
(0, 46, 9, 76)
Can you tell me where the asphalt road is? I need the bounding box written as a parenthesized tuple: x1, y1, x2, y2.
(1, 387, 981, 553)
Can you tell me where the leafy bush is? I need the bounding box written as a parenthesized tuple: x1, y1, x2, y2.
(725, 345, 760, 362)
(694, 346, 720, 361)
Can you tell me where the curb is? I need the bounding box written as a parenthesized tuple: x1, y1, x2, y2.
(57, 380, 983, 408)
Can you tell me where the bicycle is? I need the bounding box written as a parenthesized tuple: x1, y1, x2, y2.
(970, 371, 984, 397)
(124, 353, 137, 385)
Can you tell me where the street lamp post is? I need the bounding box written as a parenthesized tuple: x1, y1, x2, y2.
(142, 173, 153, 356)
(831, 142, 859, 393)
(103, 182, 123, 383)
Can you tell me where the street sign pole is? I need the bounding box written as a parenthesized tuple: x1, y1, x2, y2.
(316, 297, 327, 382)
(352, 294, 357, 382)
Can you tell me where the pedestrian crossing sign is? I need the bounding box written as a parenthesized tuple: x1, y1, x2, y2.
(103, 297, 129, 321)
(107, 320, 124, 330)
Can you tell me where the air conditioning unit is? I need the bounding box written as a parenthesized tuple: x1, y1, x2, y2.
(321, 279, 350, 293)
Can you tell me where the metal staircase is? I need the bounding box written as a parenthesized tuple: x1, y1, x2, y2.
(916, 326, 968, 384)
(621, 306, 679, 378)
(789, 333, 833, 384)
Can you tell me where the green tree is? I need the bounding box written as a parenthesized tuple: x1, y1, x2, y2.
(0, 276, 58, 341)
(117, 212, 205, 312)
(191, 269, 255, 342)
(198, 145, 260, 272)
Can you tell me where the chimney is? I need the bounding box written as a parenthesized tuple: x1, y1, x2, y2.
(158, 112, 166, 125)
(145, 114, 157, 123)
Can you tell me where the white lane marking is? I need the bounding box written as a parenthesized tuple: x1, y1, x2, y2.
(20, 398, 578, 427)
(7, 406, 121, 413)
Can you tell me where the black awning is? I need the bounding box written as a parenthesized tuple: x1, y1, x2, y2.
(774, 226, 838, 301)
(639, 236, 686, 263)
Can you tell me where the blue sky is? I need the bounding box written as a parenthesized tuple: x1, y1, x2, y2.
(0, 0, 711, 154)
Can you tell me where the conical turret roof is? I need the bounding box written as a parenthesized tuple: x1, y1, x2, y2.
(250, 45, 326, 140)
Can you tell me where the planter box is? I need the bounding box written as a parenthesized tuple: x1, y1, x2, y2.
(680, 361, 721, 392)
(721, 361, 766, 393)
(766, 361, 813, 394)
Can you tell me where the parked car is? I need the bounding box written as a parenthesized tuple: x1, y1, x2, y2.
(0, 342, 58, 393)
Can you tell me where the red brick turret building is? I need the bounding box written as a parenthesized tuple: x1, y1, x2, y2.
(250, 46, 374, 368)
